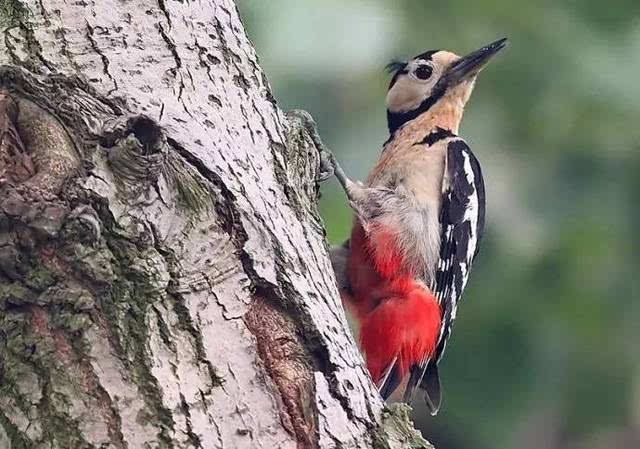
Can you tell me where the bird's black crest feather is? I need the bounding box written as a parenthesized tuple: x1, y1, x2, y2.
(386, 60, 408, 89)
(414, 49, 439, 61)
(385, 59, 408, 75)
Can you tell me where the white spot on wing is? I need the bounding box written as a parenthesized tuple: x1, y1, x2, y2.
(459, 150, 479, 293)
(434, 143, 483, 352)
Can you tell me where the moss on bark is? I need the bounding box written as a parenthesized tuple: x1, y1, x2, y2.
(0, 0, 29, 27)
(374, 404, 434, 449)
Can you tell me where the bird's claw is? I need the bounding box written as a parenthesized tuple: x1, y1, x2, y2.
(318, 148, 336, 182)
(286, 109, 337, 183)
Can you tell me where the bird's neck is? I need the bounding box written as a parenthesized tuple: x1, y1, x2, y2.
(399, 97, 464, 136)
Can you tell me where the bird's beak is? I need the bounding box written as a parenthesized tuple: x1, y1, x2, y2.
(439, 37, 507, 88)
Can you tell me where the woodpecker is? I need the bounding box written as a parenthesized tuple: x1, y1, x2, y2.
(327, 38, 507, 414)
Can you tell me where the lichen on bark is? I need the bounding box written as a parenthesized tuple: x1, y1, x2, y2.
(0, 0, 29, 27)
(374, 405, 434, 449)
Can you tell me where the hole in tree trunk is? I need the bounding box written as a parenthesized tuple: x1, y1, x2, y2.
(129, 116, 163, 155)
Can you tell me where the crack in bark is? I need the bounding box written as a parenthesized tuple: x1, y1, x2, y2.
(158, 23, 182, 70)
(170, 289, 224, 388)
(85, 21, 118, 95)
(54, 26, 81, 72)
(157, 0, 172, 29)
(194, 38, 215, 83)
(4, 18, 56, 75)
(2, 27, 21, 66)
(36, 0, 51, 27)
(179, 393, 203, 449)
(204, 277, 241, 321)
(147, 221, 224, 390)
(212, 16, 232, 65)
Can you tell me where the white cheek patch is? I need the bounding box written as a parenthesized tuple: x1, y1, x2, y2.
(386, 77, 429, 113)
(386, 57, 446, 114)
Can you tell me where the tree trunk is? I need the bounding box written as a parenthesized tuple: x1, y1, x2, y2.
(0, 1, 432, 448)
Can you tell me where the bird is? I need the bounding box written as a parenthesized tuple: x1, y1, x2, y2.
(327, 38, 507, 415)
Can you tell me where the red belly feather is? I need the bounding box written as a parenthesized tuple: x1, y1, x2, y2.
(346, 223, 441, 384)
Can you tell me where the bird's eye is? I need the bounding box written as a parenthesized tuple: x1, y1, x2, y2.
(415, 65, 433, 80)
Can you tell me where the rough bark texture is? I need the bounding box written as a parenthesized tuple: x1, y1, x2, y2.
(0, 1, 433, 448)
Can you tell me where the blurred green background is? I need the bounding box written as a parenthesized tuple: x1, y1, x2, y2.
(238, 1, 640, 448)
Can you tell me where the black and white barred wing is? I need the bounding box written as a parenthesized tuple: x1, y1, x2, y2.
(416, 139, 486, 413)
(432, 139, 485, 355)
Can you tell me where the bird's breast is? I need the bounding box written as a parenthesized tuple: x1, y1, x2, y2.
(403, 149, 447, 208)
(362, 143, 448, 283)
(370, 144, 447, 209)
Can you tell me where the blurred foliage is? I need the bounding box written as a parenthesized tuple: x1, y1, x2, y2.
(238, 1, 640, 448)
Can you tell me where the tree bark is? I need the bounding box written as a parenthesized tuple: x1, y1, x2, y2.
(0, 1, 432, 448)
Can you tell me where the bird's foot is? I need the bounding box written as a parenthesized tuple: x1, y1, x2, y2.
(285, 109, 336, 182)
(317, 147, 335, 182)
(285, 109, 367, 206)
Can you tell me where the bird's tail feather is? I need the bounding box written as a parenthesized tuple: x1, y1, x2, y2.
(378, 357, 401, 400)
(402, 361, 441, 414)
(421, 362, 442, 415)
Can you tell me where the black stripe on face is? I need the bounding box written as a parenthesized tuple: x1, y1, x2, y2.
(387, 85, 446, 135)
(414, 126, 456, 146)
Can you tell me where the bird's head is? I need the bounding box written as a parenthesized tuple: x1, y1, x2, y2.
(386, 37, 507, 135)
